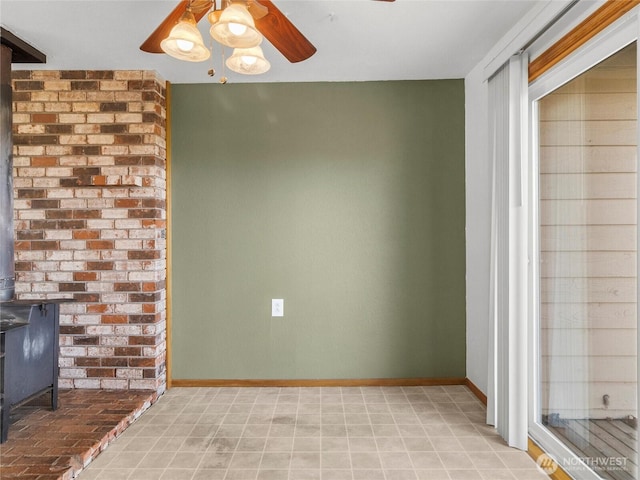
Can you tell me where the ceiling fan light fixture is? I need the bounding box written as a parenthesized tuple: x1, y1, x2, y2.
(226, 46, 270, 74)
(210, 3, 262, 48)
(161, 8, 211, 62)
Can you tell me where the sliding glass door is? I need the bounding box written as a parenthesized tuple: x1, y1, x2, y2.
(531, 24, 638, 480)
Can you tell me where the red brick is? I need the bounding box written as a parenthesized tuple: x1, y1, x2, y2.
(87, 240, 114, 250)
(128, 357, 156, 367)
(128, 335, 159, 346)
(59, 283, 86, 292)
(14, 81, 44, 91)
(86, 261, 114, 270)
(114, 198, 140, 208)
(71, 80, 99, 90)
(101, 357, 128, 367)
(128, 250, 160, 260)
(31, 113, 58, 123)
(60, 326, 86, 335)
(31, 199, 60, 209)
(31, 240, 59, 250)
(129, 292, 161, 303)
(45, 209, 72, 219)
(86, 304, 109, 313)
(14, 241, 31, 251)
(73, 230, 100, 240)
(74, 272, 98, 281)
(101, 315, 128, 324)
(142, 304, 158, 314)
(17, 230, 44, 240)
(76, 357, 101, 367)
(31, 156, 59, 167)
(73, 293, 100, 303)
(114, 282, 141, 292)
(142, 281, 162, 292)
(86, 368, 115, 378)
(17, 188, 46, 199)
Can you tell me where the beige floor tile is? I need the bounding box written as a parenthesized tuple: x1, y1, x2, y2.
(497, 451, 542, 469)
(353, 469, 385, 479)
(479, 469, 517, 479)
(431, 437, 464, 452)
(192, 468, 227, 479)
(225, 469, 259, 479)
(291, 451, 321, 469)
(127, 469, 167, 480)
(95, 469, 132, 479)
(78, 386, 555, 480)
(350, 451, 383, 469)
(229, 451, 263, 469)
(137, 451, 175, 469)
(384, 469, 419, 479)
(257, 469, 289, 480)
(377, 436, 406, 452)
(321, 437, 349, 451)
(160, 468, 195, 480)
(260, 452, 292, 469)
(289, 469, 321, 479)
(410, 451, 444, 469)
(265, 436, 294, 451)
(198, 451, 233, 469)
(294, 436, 322, 451)
(467, 451, 508, 469)
(170, 451, 203, 468)
(415, 469, 451, 479)
(447, 469, 484, 480)
(349, 437, 377, 452)
(321, 469, 353, 480)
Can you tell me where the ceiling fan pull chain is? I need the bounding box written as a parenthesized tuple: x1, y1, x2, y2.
(220, 47, 228, 84)
(208, 36, 216, 78)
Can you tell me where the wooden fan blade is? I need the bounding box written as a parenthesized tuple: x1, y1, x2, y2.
(253, 0, 316, 63)
(140, 0, 213, 54)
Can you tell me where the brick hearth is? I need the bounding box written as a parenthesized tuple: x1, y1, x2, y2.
(0, 389, 156, 479)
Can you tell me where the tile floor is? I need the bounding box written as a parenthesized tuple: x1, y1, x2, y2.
(79, 385, 549, 480)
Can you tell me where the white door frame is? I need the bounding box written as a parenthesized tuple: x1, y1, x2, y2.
(527, 11, 639, 480)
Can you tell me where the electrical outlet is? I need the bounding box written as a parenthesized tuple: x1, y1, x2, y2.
(272, 299, 284, 317)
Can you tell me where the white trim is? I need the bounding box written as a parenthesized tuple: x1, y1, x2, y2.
(526, 0, 606, 61)
(482, 0, 581, 80)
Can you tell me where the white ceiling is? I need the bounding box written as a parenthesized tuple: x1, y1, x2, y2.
(1, 0, 541, 84)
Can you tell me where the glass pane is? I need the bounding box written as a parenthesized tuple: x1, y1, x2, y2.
(539, 42, 638, 480)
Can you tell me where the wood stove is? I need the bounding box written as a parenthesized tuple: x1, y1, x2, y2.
(0, 29, 54, 444)
(0, 301, 60, 443)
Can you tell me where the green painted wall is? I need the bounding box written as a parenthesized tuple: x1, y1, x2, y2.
(170, 80, 465, 380)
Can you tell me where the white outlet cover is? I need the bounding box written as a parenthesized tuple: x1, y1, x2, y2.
(272, 299, 284, 317)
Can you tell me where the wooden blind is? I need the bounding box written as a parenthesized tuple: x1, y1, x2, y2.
(528, 0, 640, 83)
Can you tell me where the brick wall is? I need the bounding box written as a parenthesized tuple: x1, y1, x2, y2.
(11, 70, 167, 392)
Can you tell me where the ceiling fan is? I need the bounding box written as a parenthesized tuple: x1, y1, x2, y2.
(141, 0, 395, 74)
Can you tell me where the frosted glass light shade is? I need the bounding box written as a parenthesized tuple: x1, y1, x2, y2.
(161, 10, 210, 62)
(226, 46, 270, 75)
(210, 3, 262, 48)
